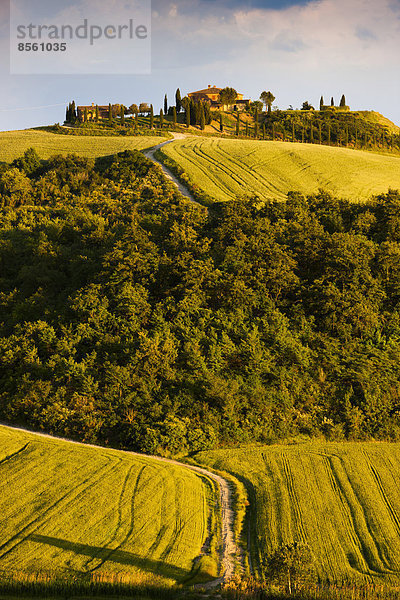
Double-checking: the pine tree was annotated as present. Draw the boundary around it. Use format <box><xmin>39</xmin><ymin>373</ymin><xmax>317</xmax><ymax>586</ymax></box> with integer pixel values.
<box><xmin>120</xmin><ymin>105</ymin><xmax>125</xmax><ymax>125</ymax></box>
<box><xmin>95</xmin><ymin>105</ymin><xmax>99</xmax><ymax>123</ymax></box>
<box><xmin>200</xmin><ymin>105</ymin><xmax>205</xmax><ymax>130</ymax></box>
<box><xmin>150</xmin><ymin>104</ymin><xmax>154</xmax><ymax>129</ymax></box>
<box><xmin>108</xmin><ymin>103</ymin><xmax>113</xmax><ymax>124</ymax></box>
<box><xmin>175</xmin><ymin>88</ymin><xmax>182</xmax><ymax>113</ymax></box>
<box><xmin>160</xmin><ymin>109</ymin><xmax>164</xmax><ymax>129</ymax></box>
<box><xmin>220</xmin><ymin>113</ymin><xmax>223</xmax><ymax>133</ymax></box>
<box><xmin>172</xmin><ymin>106</ymin><xmax>177</xmax><ymax>128</ymax></box>
<box><xmin>320</xmin><ymin>96</ymin><xmax>324</xmax><ymax>110</ymax></box>
<box><xmin>164</xmin><ymin>94</ymin><xmax>168</xmax><ymax>115</ymax></box>
<box><xmin>340</xmin><ymin>94</ymin><xmax>346</xmax><ymax>107</ymax></box>
<box><xmin>331</xmin><ymin>97</ymin><xmax>334</xmax><ymax>107</ymax></box>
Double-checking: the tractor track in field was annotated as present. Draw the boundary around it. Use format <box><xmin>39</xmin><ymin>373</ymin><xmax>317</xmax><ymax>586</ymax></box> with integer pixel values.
<box><xmin>0</xmin><ymin>423</ymin><xmax>242</xmax><ymax>587</ymax></box>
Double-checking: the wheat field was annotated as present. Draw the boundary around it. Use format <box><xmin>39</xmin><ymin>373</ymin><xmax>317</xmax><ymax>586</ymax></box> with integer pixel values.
<box><xmin>159</xmin><ymin>138</ymin><xmax>400</xmax><ymax>203</ymax></box>
<box><xmin>196</xmin><ymin>442</ymin><xmax>400</xmax><ymax>584</ymax></box>
<box><xmin>0</xmin><ymin>130</ymin><xmax>166</xmax><ymax>162</ymax></box>
<box><xmin>0</xmin><ymin>426</ymin><xmax>215</xmax><ymax>586</ymax></box>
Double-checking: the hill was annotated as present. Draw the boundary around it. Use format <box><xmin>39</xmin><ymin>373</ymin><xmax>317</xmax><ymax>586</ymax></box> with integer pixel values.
<box><xmin>158</xmin><ymin>137</ymin><xmax>400</xmax><ymax>204</ymax></box>
<box><xmin>0</xmin><ymin>425</ymin><xmax>218</xmax><ymax>586</ymax></box>
<box><xmin>0</xmin><ymin>130</ymin><xmax>168</xmax><ymax>162</ymax></box>
<box><xmin>195</xmin><ymin>441</ymin><xmax>400</xmax><ymax>585</ymax></box>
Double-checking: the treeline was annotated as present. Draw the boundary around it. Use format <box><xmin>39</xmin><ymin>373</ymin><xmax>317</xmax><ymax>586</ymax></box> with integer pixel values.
<box><xmin>1</xmin><ymin>148</ymin><xmax>400</xmax><ymax>453</ymax></box>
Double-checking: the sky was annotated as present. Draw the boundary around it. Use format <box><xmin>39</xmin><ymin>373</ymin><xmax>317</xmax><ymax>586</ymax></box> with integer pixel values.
<box><xmin>0</xmin><ymin>0</ymin><xmax>399</xmax><ymax>131</ymax></box>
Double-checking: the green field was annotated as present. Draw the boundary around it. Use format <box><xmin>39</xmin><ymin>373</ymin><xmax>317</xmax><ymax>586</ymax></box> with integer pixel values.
<box><xmin>196</xmin><ymin>442</ymin><xmax>400</xmax><ymax>584</ymax></box>
<box><xmin>0</xmin><ymin>426</ymin><xmax>216</xmax><ymax>586</ymax></box>
<box><xmin>0</xmin><ymin>130</ymin><xmax>167</xmax><ymax>162</ymax></box>
<box><xmin>160</xmin><ymin>138</ymin><xmax>400</xmax><ymax>203</ymax></box>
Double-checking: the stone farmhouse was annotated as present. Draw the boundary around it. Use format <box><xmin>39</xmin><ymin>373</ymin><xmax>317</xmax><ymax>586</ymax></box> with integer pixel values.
<box><xmin>77</xmin><ymin>103</ymin><xmax>109</xmax><ymax>122</ymax></box>
<box><xmin>188</xmin><ymin>85</ymin><xmax>251</xmax><ymax>111</ymax></box>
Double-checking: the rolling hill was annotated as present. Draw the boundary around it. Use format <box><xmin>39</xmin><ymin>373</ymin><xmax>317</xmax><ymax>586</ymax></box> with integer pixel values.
<box><xmin>195</xmin><ymin>442</ymin><xmax>400</xmax><ymax>585</ymax></box>
<box><xmin>0</xmin><ymin>130</ymin><xmax>167</xmax><ymax>162</ymax></box>
<box><xmin>158</xmin><ymin>137</ymin><xmax>400</xmax><ymax>204</ymax></box>
<box><xmin>0</xmin><ymin>425</ymin><xmax>218</xmax><ymax>586</ymax></box>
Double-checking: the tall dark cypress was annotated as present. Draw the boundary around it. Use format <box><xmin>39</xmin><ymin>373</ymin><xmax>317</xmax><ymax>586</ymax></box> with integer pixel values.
<box><xmin>164</xmin><ymin>94</ymin><xmax>168</xmax><ymax>115</ymax></box>
<box><xmin>175</xmin><ymin>89</ymin><xmax>182</xmax><ymax>113</ymax></box>
<box><xmin>172</xmin><ymin>106</ymin><xmax>177</xmax><ymax>128</ymax></box>
<box><xmin>340</xmin><ymin>94</ymin><xmax>346</xmax><ymax>107</ymax></box>
<box><xmin>108</xmin><ymin>104</ymin><xmax>113</xmax><ymax>124</ymax></box>
<box><xmin>160</xmin><ymin>109</ymin><xmax>164</xmax><ymax>129</ymax></box>
<box><xmin>320</xmin><ymin>96</ymin><xmax>324</xmax><ymax>110</ymax></box>
<box><xmin>150</xmin><ymin>105</ymin><xmax>154</xmax><ymax>129</ymax></box>
<box><xmin>220</xmin><ymin>114</ymin><xmax>223</xmax><ymax>133</ymax></box>
<box><xmin>186</xmin><ymin>104</ymin><xmax>190</xmax><ymax>128</ymax></box>
<box><xmin>200</xmin><ymin>105</ymin><xmax>205</xmax><ymax>131</ymax></box>
<box><xmin>120</xmin><ymin>105</ymin><xmax>125</xmax><ymax>125</ymax></box>
<box><xmin>331</xmin><ymin>97</ymin><xmax>335</xmax><ymax>107</ymax></box>
<box><xmin>254</xmin><ymin>108</ymin><xmax>259</xmax><ymax>138</ymax></box>
<box><xmin>95</xmin><ymin>105</ymin><xmax>99</xmax><ymax>123</ymax></box>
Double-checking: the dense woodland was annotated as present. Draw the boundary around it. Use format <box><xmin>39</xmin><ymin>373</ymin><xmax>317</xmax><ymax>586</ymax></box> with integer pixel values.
<box><xmin>1</xmin><ymin>148</ymin><xmax>400</xmax><ymax>454</ymax></box>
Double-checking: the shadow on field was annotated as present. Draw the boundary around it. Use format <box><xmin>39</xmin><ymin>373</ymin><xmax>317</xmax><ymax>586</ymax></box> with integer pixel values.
<box><xmin>28</xmin><ymin>534</ymin><xmax>187</xmax><ymax>580</ymax></box>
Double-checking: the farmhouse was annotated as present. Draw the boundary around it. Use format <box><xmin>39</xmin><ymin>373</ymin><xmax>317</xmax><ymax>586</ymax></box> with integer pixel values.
<box><xmin>77</xmin><ymin>103</ymin><xmax>109</xmax><ymax>122</ymax></box>
<box><xmin>188</xmin><ymin>85</ymin><xmax>251</xmax><ymax>111</ymax></box>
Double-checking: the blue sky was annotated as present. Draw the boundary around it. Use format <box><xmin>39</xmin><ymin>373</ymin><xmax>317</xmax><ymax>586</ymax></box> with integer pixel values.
<box><xmin>0</xmin><ymin>0</ymin><xmax>399</xmax><ymax>131</ymax></box>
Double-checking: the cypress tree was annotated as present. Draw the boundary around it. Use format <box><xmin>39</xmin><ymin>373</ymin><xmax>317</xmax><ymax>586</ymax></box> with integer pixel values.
<box><xmin>320</xmin><ymin>96</ymin><xmax>324</xmax><ymax>110</ymax></box>
<box><xmin>95</xmin><ymin>105</ymin><xmax>99</xmax><ymax>123</ymax></box>
<box><xmin>200</xmin><ymin>105</ymin><xmax>205</xmax><ymax>131</ymax></box>
<box><xmin>254</xmin><ymin>108</ymin><xmax>259</xmax><ymax>138</ymax></box>
<box><xmin>220</xmin><ymin>113</ymin><xmax>223</xmax><ymax>133</ymax></box>
<box><xmin>175</xmin><ymin>89</ymin><xmax>182</xmax><ymax>113</ymax></box>
<box><xmin>204</xmin><ymin>103</ymin><xmax>211</xmax><ymax>125</ymax></box>
<box><xmin>331</xmin><ymin>97</ymin><xmax>335</xmax><ymax>107</ymax></box>
<box><xmin>120</xmin><ymin>105</ymin><xmax>125</xmax><ymax>125</ymax></box>
<box><xmin>340</xmin><ymin>94</ymin><xmax>346</xmax><ymax>107</ymax></box>
<box><xmin>150</xmin><ymin>105</ymin><xmax>154</xmax><ymax>129</ymax></box>
<box><xmin>160</xmin><ymin>109</ymin><xmax>164</xmax><ymax>129</ymax></box>
<box><xmin>172</xmin><ymin>106</ymin><xmax>177</xmax><ymax>128</ymax></box>
<box><xmin>164</xmin><ymin>94</ymin><xmax>168</xmax><ymax>115</ymax></box>
<box><xmin>65</xmin><ymin>105</ymin><xmax>70</xmax><ymax>123</ymax></box>
<box><xmin>71</xmin><ymin>101</ymin><xmax>77</xmax><ymax>123</ymax></box>
<box><xmin>108</xmin><ymin>103</ymin><xmax>113</xmax><ymax>125</ymax></box>
<box><xmin>186</xmin><ymin>105</ymin><xmax>190</xmax><ymax>128</ymax></box>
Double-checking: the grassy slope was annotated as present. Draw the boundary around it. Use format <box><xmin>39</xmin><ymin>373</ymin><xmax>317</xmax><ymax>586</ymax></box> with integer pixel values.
<box><xmin>0</xmin><ymin>426</ymin><xmax>214</xmax><ymax>586</ymax></box>
<box><xmin>160</xmin><ymin>137</ymin><xmax>400</xmax><ymax>203</ymax></box>
<box><xmin>195</xmin><ymin>442</ymin><xmax>400</xmax><ymax>584</ymax></box>
<box><xmin>0</xmin><ymin>131</ymin><xmax>167</xmax><ymax>162</ymax></box>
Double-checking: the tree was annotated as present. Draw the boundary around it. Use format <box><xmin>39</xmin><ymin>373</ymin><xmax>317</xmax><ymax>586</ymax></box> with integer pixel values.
<box><xmin>150</xmin><ymin>104</ymin><xmax>154</xmax><ymax>129</ymax></box>
<box><xmin>260</xmin><ymin>91</ymin><xmax>275</xmax><ymax>114</ymax></box>
<box><xmin>129</xmin><ymin>104</ymin><xmax>139</xmax><ymax>116</ymax></box>
<box><xmin>266</xmin><ymin>542</ymin><xmax>314</xmax><ymax>595</ymax></box>
<box><xmin>301</xmin><ymin>101</ymin><xmax>314</xmax><ymax>111</ymax></box>
<box><xmin>95</xmin><ymin>104</ymin><xmax>99</xmax><ymax>123</ymax></box>
<box><xmin>219</xmin><ymin>87</ymin><xmax>237</xmax><ymax>108</ymax></box>
<box><xmin>236</xmin><ymin>112</ymin><xmax>240</xmax><ymax>136</ymax></box>
<box><xmin>172</xmin><ymin>106</ymin><xmax>177</xmax><ymax>127</ymax></box>
<box><xmin>340</xmin><ymin>94</ymin><xmax>346</xmax><ymax>107</ymax></box>
<box><xmin>120</xmin><ymin>105</ymin><xmax>125</xmax><ymax>125</ymax></box>
<box><xmin>108</xmin><ymin>103</ymin><xmax>113</xmax><ymax>124</ymax></box>
<box><xmin>71</xmin><ymin>101</ymin><xmax>77</xmax><ymax>123</ymax></box>
<box><xmin>320</xmin><ymin>96</ymin><xmax>324</xmax><ymax>110</ymax></box>
<box><xmin>200</xmin><ymin>104</ymin><xmax>205</xmax><ymax>131</ymax></box>
<box><xmin>220</xmin><ymin>113</ymin><xmax>224</xmax><ymax>133</ymax></box>
<box><xmin>175</xmin><ymin>88</ymin><xmax>182</xmax><ymax>113</ymax></box>
<box><xmin>186</xmin><ymin>104</ymin><xmax>190</xmax><ymax>128</ymax></box>
<box><xmin>139</xmin><ymin>103</ymin><xmax>150</xmax><ymax>115</ymax></box>
<box><xmin>254</xmin><ymin>107</ymin><xmax>259</xmax><ymax>138</ymax></box>
<box><xmin>160</xmin><ymin>109</ymin><xmax>164</xmax><ymax>129</ymax></box>
<box><xmin>164</xmin><ymin>94</ymin><xmax>168</xmax><ymax>115</ymax></box>
<box><xmin>84</xmin><ymin>107</ymin><xmax>88</xmax><ymax>123</ymax></box>
<box><xmin>331</xmin><ymin>96</ymin><xmax>335</xmax><ymax>106</ymax></box>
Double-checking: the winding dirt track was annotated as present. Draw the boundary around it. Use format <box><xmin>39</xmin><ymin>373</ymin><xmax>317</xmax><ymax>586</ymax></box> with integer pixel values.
<box><xmin>0</xmin><ymin>423</ymin><xmax>240</xmax><ymax>585</ymax></box>
<box><xmin>142</xmin><ymin>133</ymin><xmax>205</xmax><ymax>208</ymax></box>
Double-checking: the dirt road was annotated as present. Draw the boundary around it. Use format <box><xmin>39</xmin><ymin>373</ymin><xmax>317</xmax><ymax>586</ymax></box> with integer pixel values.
<box><xmin>0</xmin><ymin>423</ymin><xmax>240</xmax><ymax>585</ymax></box>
